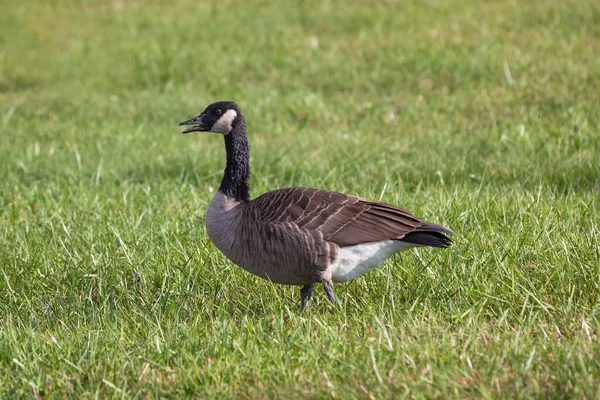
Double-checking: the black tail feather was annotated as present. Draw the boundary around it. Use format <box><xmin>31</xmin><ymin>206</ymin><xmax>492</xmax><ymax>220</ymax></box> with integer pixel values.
<box><xmin>400</xmin><ymin>221</ymin><xmax>455</xmax><ymax>248</ymax></box>
<box><xmin>401</xmin><ymin>231</ymin><xmax>452</xmax><ymax>248</ymax></box>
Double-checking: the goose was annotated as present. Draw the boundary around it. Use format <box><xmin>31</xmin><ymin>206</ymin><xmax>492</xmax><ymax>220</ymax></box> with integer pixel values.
<box><xmin>179</xmin><ymin>101</ymin><xmax>454</xmax><ymax>311</ymax></box>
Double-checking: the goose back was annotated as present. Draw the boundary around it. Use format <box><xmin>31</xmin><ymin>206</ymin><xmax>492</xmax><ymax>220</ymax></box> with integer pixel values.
<box><xmin>249</xmin><ymin>187</ymin><xmax>447</xmax><ymax>246</ymax></box>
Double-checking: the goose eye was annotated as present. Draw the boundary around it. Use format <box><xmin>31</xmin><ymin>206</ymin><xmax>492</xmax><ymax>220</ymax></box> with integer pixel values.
<box><xmin>215</xmin><ymin>109</ymin><xmax>223</xmax><ymax>116</ymax></box>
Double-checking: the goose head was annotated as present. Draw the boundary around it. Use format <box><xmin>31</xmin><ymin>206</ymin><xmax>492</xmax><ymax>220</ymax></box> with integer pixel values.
<box><xmin>179</xmin><ymin>101</ymin><xmax>242</xmax><ymax>135</ymax></box>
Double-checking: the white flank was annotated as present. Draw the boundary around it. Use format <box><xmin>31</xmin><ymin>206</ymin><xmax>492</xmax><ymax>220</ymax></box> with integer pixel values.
<box><xmin>328</xmin><ymin>240</ymin><xmax>416</xmax><ymax>283</ymax></box>
<box><xmin>211</xmin><ymin>109</ymin><xmax>238</xmax><ymax>134</ymax></box>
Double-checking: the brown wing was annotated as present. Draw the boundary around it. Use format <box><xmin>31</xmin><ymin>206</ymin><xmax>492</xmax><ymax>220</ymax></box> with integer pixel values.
<box><xmin>248</xmin><ymin>187</ymin><xmax>429</xmax><ymax>247</ymax></box>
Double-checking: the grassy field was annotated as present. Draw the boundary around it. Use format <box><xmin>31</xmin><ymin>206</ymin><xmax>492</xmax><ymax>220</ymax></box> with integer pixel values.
<box><xmin>1</xmin><ymin>0</ymin><xmax>599</xmax><ymax>397</ymax></box>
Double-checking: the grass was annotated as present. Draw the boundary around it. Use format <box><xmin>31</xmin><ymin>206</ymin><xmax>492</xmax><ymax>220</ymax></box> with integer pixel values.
<box><xmin>1</xmin><ymin>0</ymin><xmax>599</xmax><ymax>397</ymax></box>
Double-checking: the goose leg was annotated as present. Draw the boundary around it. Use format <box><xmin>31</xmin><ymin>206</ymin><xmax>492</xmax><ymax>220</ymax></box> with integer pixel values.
<box><xmin>323</xmin><ymin>279</ymin><xmax>337</xmax><ymax>305</ymax></box>
<box><xmin>300</xmin><ymin>284</ymin><xmax>315</xmax><ymax>312</ymax></box>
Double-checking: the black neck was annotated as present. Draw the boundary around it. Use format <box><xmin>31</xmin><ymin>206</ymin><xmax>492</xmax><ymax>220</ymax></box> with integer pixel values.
<box><xmin>219</xmin><ymin>119</ymin><xmax>250</xmax><ymax>202</ymax></box>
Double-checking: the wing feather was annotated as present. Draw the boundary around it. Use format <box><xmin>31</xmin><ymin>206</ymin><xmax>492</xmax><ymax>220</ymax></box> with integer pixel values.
<box><xmin>249</xmin><ymin>187</ymin><xmax>447</xmax><ymax>247</ymax></box>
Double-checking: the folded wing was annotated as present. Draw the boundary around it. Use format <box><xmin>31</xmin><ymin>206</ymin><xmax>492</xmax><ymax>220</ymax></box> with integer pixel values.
<box><xmin>249</xmin><ymin>187</ymin><xmax>453</xmax><ymax>247</ymax></box>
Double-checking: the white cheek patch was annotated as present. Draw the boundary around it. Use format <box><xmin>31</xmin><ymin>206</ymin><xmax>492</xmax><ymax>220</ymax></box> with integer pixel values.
<box><xmin>211</xmin><ymin>110</ymin><xmax>238</xmax><ymax>134</ymax></box>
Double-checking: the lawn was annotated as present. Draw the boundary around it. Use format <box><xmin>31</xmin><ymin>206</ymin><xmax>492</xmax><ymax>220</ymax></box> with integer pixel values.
<box><xmin>1</xmin><ymin>0</ymin><xmax>599</xmax><ymax>398</ymax></box>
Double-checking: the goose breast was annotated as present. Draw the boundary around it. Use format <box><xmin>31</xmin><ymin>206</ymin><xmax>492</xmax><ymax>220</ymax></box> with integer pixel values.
<box><xmin>206</xmin><ymin>192</ymin><xmax>337</xmax><ymax>285</ymax></box>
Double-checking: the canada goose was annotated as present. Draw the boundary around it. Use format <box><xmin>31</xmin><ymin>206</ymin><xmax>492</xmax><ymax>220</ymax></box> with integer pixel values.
<box><xmin>180</xmin><ymin>101</ymin><xmax>454</xmax><ymax>311</ymax></box>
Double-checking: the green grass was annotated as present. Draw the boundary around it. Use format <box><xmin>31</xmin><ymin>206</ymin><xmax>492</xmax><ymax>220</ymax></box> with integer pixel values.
<box><xmin>1</xmin><ymin>0</ymin><xmax>599</xmax><ymax>397</ymax></box>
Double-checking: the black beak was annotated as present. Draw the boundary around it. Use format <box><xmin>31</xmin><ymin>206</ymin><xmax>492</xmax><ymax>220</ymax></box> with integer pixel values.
<box><xmin>179</xmin><ymin>114</ymin><xmax>208</xmax><ymax>134</ymax></box>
